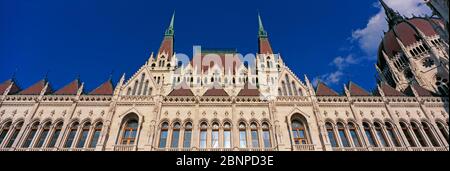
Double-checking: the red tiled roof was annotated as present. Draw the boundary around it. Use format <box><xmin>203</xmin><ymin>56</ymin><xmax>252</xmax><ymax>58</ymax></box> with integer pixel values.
<box><xmin>158</xmin><ymin>37</ymin><xmax>174</xmax><ymax>61</ymax></box>
<box><xmin>203</xmin><ymin>87</ymin><xmax>229</xmax><ymax>96</ymax></box>
<box><xmin>316</xmin><ymin>82</ymin><xmax>339</xmax><ymax>96</ymax></box>
<box><xmin>259</xmin><ymin>37</ymin><xmax>273</xmax><ymax>54</ymax></box>
<box><xmin>348</xmin><ymin>82</ymin><xmax>371</xmax><ymax>96</ymax></box>
<box><xmin>168</xmin><ymin>82</ymin><xmax>194</xmax><ymax>96</ymax></box>
<box><xmin>19</xmin><ymin>79</ymin><xmax>50</xmax><ymax>95</ymax></box>
<box><xmin>89</xmin><ymin>80</ymin><xmax>113</xmax><ymax>95</ymax></box>
<box><xmin>237</xmin><ymin>83</ymin><xmax>260</xmax><ymax>96</ymax></box>
<box><xmin>0</xmin><ymin>79</ymin><xmax>20</xmax><ymax>95</ymax></box>
<box><xmin>54</xmin><ymin>79</ymin><xmax>80</xmax><ymax>95</ymax></box>
<box><xmin>379</xmin><ymin>83</ymin><xmax>404</xmax><ymax>96</ymax></box>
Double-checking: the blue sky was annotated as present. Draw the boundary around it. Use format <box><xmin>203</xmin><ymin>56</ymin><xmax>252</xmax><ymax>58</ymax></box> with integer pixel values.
<box><xmin>0</xmin><ymin>0</ymin><xmax>431</xmax><ymax>93</ymax></box>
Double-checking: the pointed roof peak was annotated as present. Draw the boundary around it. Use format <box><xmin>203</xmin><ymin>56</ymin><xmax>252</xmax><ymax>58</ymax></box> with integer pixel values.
<box><xmin>165</xmin><ymin>11</ymin><xmax>175</xmax><ymax>36</ymax></box>
<box><xmin>258</xmin><ymin>12</ymin><xmax>268</xmax><ymax>38</ymax></box>
<box><xmin>54</xmin><ymin>79</ymin><xmax>81</xmax><ymax>95</ymax></box>
<box><xmin>316</xmin><ymin>82</ymin><xmax>339</xmax><ymax>96</ymax></box>
<box><xmin>18</xmin><ymin>79</ymin><xmax>51</xmax><ymax>95</ymax></box>
<box><xmin>89</xmin><ymin>79</ymin><xmax>114</xmax><ymax>95</ymax></box>
<box><xmin>348</xmin><ymin>81</ymin><xmax>371</xmax><ymax>96</ymax></box>
<box><xmin>379</xmin><ymin>0</ymin><xmax>404</xmax><ymax>29</ymax></box>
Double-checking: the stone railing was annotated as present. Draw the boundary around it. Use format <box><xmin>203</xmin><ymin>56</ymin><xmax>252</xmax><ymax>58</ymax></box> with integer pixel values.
<box><xmin>332</xmin><ymin>147</ymin><xmax>369</xmax><ymax>151</ymax></box>
<box><xmin>292</xmin><ymin>144</ymin><xmax>315</xmax><ymax>151</ymax></box>
<box><xmin>113</xmin><ymin>145</ymin><xmax>136</xmax><ymax>151</ymax></box>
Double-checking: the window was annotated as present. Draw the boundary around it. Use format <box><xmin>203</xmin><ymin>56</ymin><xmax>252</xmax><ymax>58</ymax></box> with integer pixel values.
<box><xmin>385</xmin><ymin>122</ymin><xmax>401</xmax><ymax>147</ymax></box>
<box><xmin>291</xmin><ymin>119</ymin><xmax>308</xmax><ymax>144</ymax></box>
<box><xmin>121</xmin><ymin>119</ymin><xmax>138</xmax><ymax>145</ymax></box>
<box><xmin>171</xmin><ymin>122</ymin><xmax>181</xmax><ymax>148</ymax></box>
<box><xmin>374</xmin><ymin>122</ymin><xmax>388</xmax><ymax>147</ymax></box>
<box><xmin>411</xmin><ymin>122</ymin><xmax>427</xmax><ymax>147</ymax></box>
<box><xmin>400</xmin><ymin>122</ymin><xmax>416</xmax><ymax>147</ymax></box>
<box><xmin>183</xmin><ymin>123</ymin><xmax>192</xmax><ymax>148</ymax></box>
<box><xmin>89</xmin><ymin>123</ymin><xmax>102</xmax><ymax>148</ymax></box>
<box><xmin>159</xmin><ymin>122</ymin><xmax>169</xmax><ymax>148</ymax></box>
<box><xmin>22</xmin><ymin>122</ymin><xmax>39</xmax><ymax>148</ymax></box>
<box><xmin>35</xmin><ymin>122</ymin><xmax>51</xmax><ymax>148</ymax></box>
<box><xmin>223</xmin><ymin>122</ymin><xmax>231</xmax><ymax>148</ymax></box>
<box><xmin>212</xmin><ymin>123</ymin><xmax>219</xmax><ymax>148</ymax></box>
<box><xmin>47</xmin><ymin>122</ymin><xmax>63</xmax><ymax>148</ymax></box>
<box><xmin>337</xmin><ymin>123</ymin><xmax>350</xmax><ymax>147</ymax></box>
<box><xmin>422</xmin><ymin>122</ymin><xmax>440</xmax><ymax>147</ymax></box>
<box><xmin>132</xmin><ymin>80</ymin><xmax>139</xmax><ymax>95</ymax></box>
<box><xmin>137</xmin><ymin>74</ymin><xmax>145</xmax><ymax>95</ymax></box>
<box><xmin>0</xmin><ymin>122</ymin><xmax>12</xmax><ymax>145</ymax></box>
<box><xmin>436</xmin><ymin>122</ymin><xmax>449</xmax><ymax>144</ymax></box>
<box><xmin>326</xmin><ymin>123</ymin><xmax>338</xmax><ymax>147</ymax></box>
<box><xmin>363</xmin><ymin>122</ymin><xmax>377</xmax><ymax>147</ymax></box>
<box><xmin>76</xmin><ymin>122</ymin><xmax>91</xmax><ymax>148</ymax></box>
<box><xmin>262</xmin><ymin>123</ymin><xmax>271</xmax><ymax>148</ymax></box>
<box><xmin>239</xmin><ymin>122</ymin><xmax>247</xmax><ymax>148</ymax></box>
<box><xmin>251</xmin><ymin>123</ymin><xmax>259</xmax><ymax>148</ymax></box>
<box><xmin>200</xmin><ymin>122</ymin><xmax>208</xmax><ymax>149</ymax></box>
<box><xmin>5</xmin><ymin>122</ymin><xmax>23</xmax><ymax>148</ymax></box>
<box><xmin>143</xmin><ymin>80</ymin><xmax>149</xmax><ymax>95</ymax></box>
<box><xmin>64</xmin><ymin>122</ymin><xmax>79</xmax><ymax>148</ymax></box>
<box><xmin>348</xmin><ymin>123</ymin><xmax>361</xmax><ymax>147</ymax></box>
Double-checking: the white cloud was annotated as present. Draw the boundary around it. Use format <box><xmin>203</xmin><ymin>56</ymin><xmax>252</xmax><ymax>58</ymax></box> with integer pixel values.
<box><xmin>314</xmin><ymin>55</ymin><xmax>356</xmax><ymax>85</ymax></box>
<box><xmin>351</xmin><ymin>0</ymin><xmax>432</xmax><ymax>59</ymax></box>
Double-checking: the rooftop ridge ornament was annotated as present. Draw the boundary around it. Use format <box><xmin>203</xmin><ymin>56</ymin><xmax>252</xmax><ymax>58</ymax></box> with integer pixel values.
<box><xmin>379</xmin><ymin>0</ymin><xmax>404</xmax><ymax>29</ymax></box>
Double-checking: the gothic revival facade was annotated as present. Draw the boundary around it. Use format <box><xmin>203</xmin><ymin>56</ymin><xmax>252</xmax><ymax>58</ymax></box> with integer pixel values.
<box><xmin>0</xmin><ymin>1</ymin><xmax>448</xmax><ymax>152</ymax></box>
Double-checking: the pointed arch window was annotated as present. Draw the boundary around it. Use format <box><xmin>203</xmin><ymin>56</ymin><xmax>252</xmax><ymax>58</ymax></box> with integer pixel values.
<box><xmin>64</xmin><ymin>122</ymin><xmax>79</xmax><ymax>148</ymax></box>
<box><xmin>422</xmin><ymin>122</ymin><xmax>440</xmax><ymax>147</ymax></box>
<box><xmin>35</xmin><ymin>122</ymin><xmax>51</xmax><ymax>148</ymax></box>
<box><xmin>291</xmin><ymin>81</ymin><xmax>298</xmax><ymax>96</ymax></box>
<box><xmin>5</xmin><ymin>121</ymin><xmax>23</xmax><ymax>148</ymax></box>
<box><xmin>411</xmin><ymin>122</ymin><xmax>427</xmax><ymax>147</ymax></box>
<box><xmin>200</xmin><ymin>122</ymin><xmax>208</xmax><ymax>149</ymax></box>
<box><xmin>385</xmin><ymin>122</ymin><xmax>401</xmax><ymax>147</ymax></box>
<box><xmin>348</xmin><ymin>123</ymin><xmax>361</xmax><ymax>147</ymax></box>
<box><xmin>436</xmin><ymin>122</ymin><xmax>449</xmax><ymax>144</ymax></box>
<box><xmin>183</xmin><ymin>123</ymin><xmax>192</xmax><ymax>148</ymax></box>
<box><xmin>22</xmin><ymin>122</ymin><xmax>40</xmax><ymax>148</ymax></box>
<box><xmin>143</xmin><ymin>80</ymin><xmax>149</xmax><ymax>95</ymax></box>
<box><xmin>363</xmin><ymin>122</ymin><xmax>377</xmax><ymax>147</ymax></box>
<box><xmin>120</xmin><ymin>119</ymin><xmax>138</xmax><ymax>145</ymax></box>
<box><xmin>291</xmin><ymin>119</ymin><xmax>309</xmax><ymax>144</ymax></box>
<box><xmin>132</xmin><ymin>80</ymin><xmax>139</xmax><ymax>95</ymax></box>
<box><xmin>239</xmin><ymin>122</ymin><xmax>247</xmax><ymax>148</ymax></box>
<box><xmin>211</xmin><ymin>122</ymin><xmax>219</xmax><ymax>148</ymax></box>
<box><xmin>262</xmin><ymin>122</ymin><xmax>271</xmax><ymax>148</ymax></box>
<box><xmin>171</xmin><ymin>122</ymin><xmax>181</xmax><ymax>148</ymax></box>
<box><xmin>326</xmin><ymin>122</ymin><xmax>338</xmax><ymax>147</ymax></box>
<box><xmin>76</xmin><ymin>122</ymin><xmax>91</xmax><ymax>148</ymax></box>
<box><xmin>88</xmin><ymin>122</ymin><xmax>102</xmax><ymax>148</ymax></box>
<box><xmin>374</xmin><ymin>122</ymin><xmax>388</xmax><ymax>147</ymax></box>
<box><xmin>0</xmin><ymin>122</ymin><xmax>12</xmax><ymax>146</ymax></box>
<box><xmin>400</xmin><ymin>122</ymin><xmax>416</xmax><ymax>147</ymax></box>
<box><xmin>137</xmin><ymin>74</ymin><xmax>145</xmax><ymax>95</ymax></box>
<box><xmin>158</xmin><ymin>122</ymin><xmax>169</xmax><ymax>148</ymax></box>
<box><xmin>250</xmin><ymin>122</ymin><xmax>259</xmax><ymax>148</ymax></box>
<box><xmin>337</xmin><ymin>122</ymin><xmax>350</xmax><ymax>147</ymax></box>
<box><xmin>47</xmin><ymin>122</ymin><xmax>63</xmax><ymax>148</ymax></box>
<box><xmin>223</xmin><ymin>122</ymin><xmax>232</xmax><ymax>148</ymax></box>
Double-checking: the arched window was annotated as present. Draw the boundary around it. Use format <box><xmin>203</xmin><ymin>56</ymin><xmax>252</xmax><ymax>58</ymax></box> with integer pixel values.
<box><xmin>183</xmin><ymin>123</ymin><xmax>192</xmax><ymax>148</ymax></box>
<box><xmin>211</xmin><ymin>122</ymin><xmax>219</xmax><ymax>148</ymax></box>
<box><xmin>281</xmin><ymin>81</ymin><xmax>287</xmax><ymax>96</ymax></box>
<box><xmin>88</xmin><ymin>122</ymin><xmax>102</xmax><ymax>148</ymax></box>
<box><xmin>363</xmin><ymin>122</ymin><xmax>377</xmax><ymax>147</ymax></box>
<box><xmin>337</xmin><ymin>122</ymin><xmax>350</xmax><ymax>147</ymax></box>
<box><xmin>76</xmin><ymin>122</ymin><xmax>91</xmax><ymax>148</ymax></box>
<box><xmin>292</xmin><ymin>81</ymin><xmax>298</xmax><ymax>96</ymax></box>
<box><xmin>411</xmin><ymin>122</ymin><xmax>427</xmax><ymax>147</ymax></box>
<box><xmin>223</xmin><ymin>122</ymin><xmax>232</xmax><ymax>148</ymax></box>
<box><xmin>64</xmin><ymin>122</ymin><xmax>79</xmax><ymax>148</ymax></box>
<box><xmin>385</xmin><ymin>122</ymin><xmax>401</xmax><ymax>147</ymax></box>
<box><xmin>132</xmin><ymin>80</ymin><xmax>139</xmax><ymax>95</ymax></box>
<box><xmin>158</xmin><ymin>122</ymin><xmax>169</xmax><ymax>148</ymax></box>
<box><xmin>348</xmin><ymin>123</ymin><xmax>361</xmax><ymax>147</ymax></box>
<box><xmin>137</xmin><ymin>74</ymin><xmax>145</xmax><ymax>95</ymax></box>
<box><xmin>400</xmin><ymin>122</ymin><xmax>416</xmax><ymax>147</ymax></box>
<box><xmin>35</xmin><ymin>122</ymin><xmax>51</xmax><ymax>148</ymax></box>
<box><xmin>250</xmin><ymin>122</ymin><xmax>259</xmax><ymax>148</ymax></box>
<box><xmin>5</xmin><ymin>121</ymin><xmax>23</xmax><ymax>148</ymax></box>
<box><xmin>422</xmin><ymin>122</ymin><xmax>440</xmax><ymax>147</ymax></box>
<box><xmin>47</xmin><ymin>122</ymin><xmax>63</xmax><ymax>148</ymax></box>
<box><xmin>120</xmin><ymin>119</ymin><xmax>138</xmax><ymax>145</ymax></box>
<box><xmin>291</xmin><ymin>117</ymin><xmax>309</xmax><ymax>145</ymax></box>
<box><xmin>171</xmin><ymin>122</ymin><xmax>181</xmax><ymax>148</ymax></box>
<box><xmin>374</xmin><ymin>122</ymin><xmax>388</xmax><ymax>147</ymax></box>
<box><xmin>22</xmin><ymin>122</ymin><xmax>40</xmax><ymax>148</ymax></box>
<box><xmin>436</xmin><ymin>122</ymin><xmax>449</xmax><ymax>144</ymax></box>
<box><xmin>278</xmin><ymin>88</ymin><xmax>282</xmax><ymax>96</ymax></box>
<box><xmin>143</xmin><ymin>80</ymin><xmax>149</xmax><ymax>95</ymax></box>
<box><xmin>0</xmin><ymin>122</ymin><xmax>12</xmax><ymax>145</ymax></box>
<box><xmin>326</xmin><ymin>122</ymin><xmax>338</xmax><ymax>147</ymax></box>
<box><xmin>262</xmin><ymin>123</ymin><xmax>271</xmax><ymax>148</ymax></box>
<box><xmin>200</xmin><ymin>122</ymin><xmax>208</xmax><ymax>149</ymax></box>
<box><xmin>239</xmin><ymin>122</ymin><xmax>247</xmax><ymax>148</ymax></box>
<box><xmin>285</xmin><ymin>75</ymin><xmax>293</xmax><ymax>96</ymax></box>
<box><xmin>126</xmin><ymin>87</ymin><xmax>131</xmax><ymax>95</ymax></box>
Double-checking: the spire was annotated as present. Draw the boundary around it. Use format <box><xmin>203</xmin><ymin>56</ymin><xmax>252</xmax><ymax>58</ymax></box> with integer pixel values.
<box><xmin>379</xmin><ymin>0</ymin><xmax>404</xmax><ymax>29</ymax></box>
<box><xmin>258</xmin><ymin>13</ymin><xmax>268</xmax><ymax>38</ymax></box>
<box><xmin>165</xmin><ymin>11</ymin><xmax>175</xmax><ymax>37</ymax></box>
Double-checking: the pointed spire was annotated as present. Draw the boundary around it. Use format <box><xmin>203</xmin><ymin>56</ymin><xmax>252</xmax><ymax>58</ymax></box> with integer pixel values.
<box><xmin>379</xmin><ymin>0</ymin><xmax>404</xmax><ymax>29</ymax></box>
<box><xmin>165</xmin><ymin>11</ymin><xmax>175</xmax><ymax>37</ymax></box>
<box><xmin>258</xmin><ymin>12</ymin><xmax>268</xmax><ymax>38</ymax></box>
